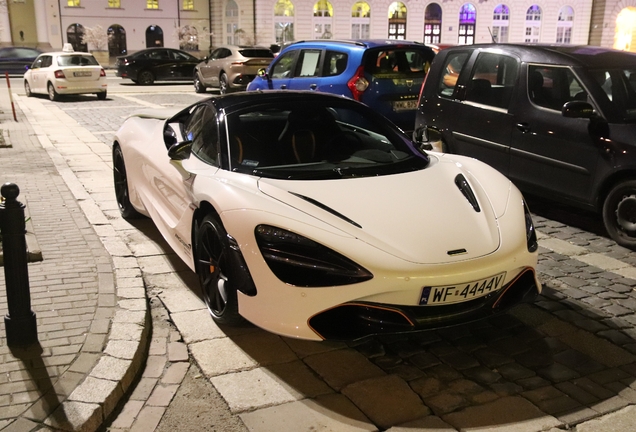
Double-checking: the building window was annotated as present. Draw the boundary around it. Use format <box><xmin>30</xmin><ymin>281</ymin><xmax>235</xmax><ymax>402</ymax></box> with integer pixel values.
<box><xmin>67</xmin><ymin>0</ymin><xmax>80</xmax><ymax>6</ymax></box>
<box><xmin>183</xmin><ymin>0</ymin><xmax>194</xmax><ymax>10</ymax></box>
<box><xmin>614</xmin><ymin>7</ymin><xmax>636</xmax><ymax>51</ymax></box>
<box><xmin>274</xmin><ymin>0</ymin><xmax>294</xmax><ymax>43</ymax></box>
<box><xmin>492</xmin><ymin>4</ymin><xmax>509</xmax><ymax>43</ymax></box>
<box><xmin>67</xmin><ymin>23</ymin><xmax>87</xmax><ymax>51</ymax></box>
<box><xmin>525</xmin><ymin>5</ymin><xmax>541</xmax><ymax>42</ymax></box>
<box><xmin>388</xmin><ymin>2</ymin><xmax>407</xmax><ymax>40</ymax></box>
<box><xmin>313</xmin><ymin>0</ymin><xmax>333</xmax><ymax>39</ymax></box>
<box><xmin>556</xmin><ymin>6</ymin><xmax>573</xmax><ymax>44</ymax></box>
<box><xmin>351</xmin><ymin>1</ymin><xmax>370</xmax><ymax>39</ymax></box>
<box><xmin>108</xmin><ymin>0</ymin><xmax>120</xmax><ymax>8</ymax></box>
<box><xmin>225</xmin><ymin>0</ymin><xmax>239</xmax><ymax>44</ymax></box>
<box><xmin>458</xmin><ymin>3</ymin><xmax>476</xmax><ymax>45</ymax></box>
<box><xmin>147</xmin><ymin>0</ymin><xmax>159</xmax><ymax>10</ymax></box>
<box><xmin>424</xmin><ymin>3</ymin><xmax>442</xmax><ymax>44</ymax></box>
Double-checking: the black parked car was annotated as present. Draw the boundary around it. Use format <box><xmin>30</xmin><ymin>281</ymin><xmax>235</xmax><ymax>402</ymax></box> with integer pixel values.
<box><xmin>0</xmin><ymin>47</ymin><xmax>42</xmax><ymax>75</ymax></box>
<box><xmin>414</xmin><ymin>44</ymin><xmax>636</xmax><ymax>249</ymax></box>
<box><xmin>115</xmin><ymin>48</ymin><xmax>201</xmax><ymax>85</ymax></box>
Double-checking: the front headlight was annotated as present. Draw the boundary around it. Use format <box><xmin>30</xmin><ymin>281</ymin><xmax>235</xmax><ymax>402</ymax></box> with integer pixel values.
<box><xmin>255</xmin><ymin>225</ymin><xmax>373</xmax><ymax>287</ymax></box>
<box><xmin>524</xmin><ymin>201</ymin><xmax>538</xmax><ymax>253</ymax></box>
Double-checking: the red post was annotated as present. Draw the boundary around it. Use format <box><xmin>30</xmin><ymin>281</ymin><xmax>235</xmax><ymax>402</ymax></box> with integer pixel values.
<box><xmin>5</xmin><ymin>72</ymin><xmax>17</xmax><ymax>122</ymax></box>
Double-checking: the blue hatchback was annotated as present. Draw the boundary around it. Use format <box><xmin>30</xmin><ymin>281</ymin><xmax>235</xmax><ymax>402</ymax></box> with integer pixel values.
<box><xmin>247</xmin><ymin>40</ymin><xmax>435</xmax><ymax>132</ymax></box>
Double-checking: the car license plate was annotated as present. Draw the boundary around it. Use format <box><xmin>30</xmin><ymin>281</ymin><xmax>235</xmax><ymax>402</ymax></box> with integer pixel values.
<box><xmin>73</xmin><ymin>71</ymin><xmax>92</xmax><ymax>77</ymax></box>
<box><xmin>419</xmin><ymin>272</ymin><xmax>506</xmax><ymax>305</ymax></box>
<box><xmin>392</xmin><ymin>100</ymin><xmax>418</xmax><ymax>112</ymax></box>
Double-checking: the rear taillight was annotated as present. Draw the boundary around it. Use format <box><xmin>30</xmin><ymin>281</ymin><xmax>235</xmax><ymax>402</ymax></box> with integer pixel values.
<box><xmin>100</xmin><ymin>68</ymin><xmax>106</xmax><ymax>77</ymax></box>
<box><xmin>54</xmin><ymin>70</ymin><xmax>65</xmax><ymax>79</ymax></box>
<box><xmin>231</xmin><ymin>61</ymin><xmax>244</xmax><ymax>66</ymax></box>
<box><xmin>347</xmin><ymin>66</ymin><xmax>369</xmax><ymax>101</ymax></box>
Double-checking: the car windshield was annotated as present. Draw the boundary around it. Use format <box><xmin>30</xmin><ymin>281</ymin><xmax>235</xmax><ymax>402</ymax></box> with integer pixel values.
<box><xmin>588</xmin><ymin>68</ymin><xmax>636</xmax><ymax>121</ymax></box>
<box><xmin>57</xmin><ymin>55</ymin><xmax>99</xmax><ymax>66</ymax></box>
<box><xmin>239</xmin><ymin>49</ymin><xmax>274</xmax><ymax>58</ymax></box>
<box><xmin>225</xmin><ymin>101</ymin><xmax>428</xmax><ymax>180</ymax></box>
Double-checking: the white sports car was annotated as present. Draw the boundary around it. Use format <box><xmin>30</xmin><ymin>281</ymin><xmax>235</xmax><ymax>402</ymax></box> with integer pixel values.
<box><xmin>113</xmin><ymin>91</ymin><xmax>541</xmax><ymax>341</ymax></box>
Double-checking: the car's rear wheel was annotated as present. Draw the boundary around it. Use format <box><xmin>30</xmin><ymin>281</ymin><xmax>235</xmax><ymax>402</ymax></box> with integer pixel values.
<box><xmin>97</xmin><ymin>91</ymin><xmax>107</xmax><ymax>100</ymax></box>
<box><xmin>113</xmin><ymin>145</ymin><xmax>142</xmax><ymax>219</ymax></box>
<box><xmin>196</xmin><ymin>213</ymin><xmax>243</xmax><ymax>326</ymax></box>
<box><xmin>47</xmin><ymin>83</ymin><xmax>59</xmax><ymax>101</ymax></box>
<box><xmin>219</xmin><ymin>73</ymin><xmax>229</xmax><ymax>95</ymax></box>
<box><xmin>24</xmin><ymin>81</ymin><xmax>32</xmax><ymax>97</ymax></box>
<box><xmin>138</xmin><ymin>70</ymin><xmax>155</xmax><ymax>85</ymax></box>
<box><xmin>194</xmin><ymin>73</ymin><xmax>206</xmax><ymax>93</ymax></box>
<box><xmin>603</xmin><ymin>180</ymin><xmax>636</xmax><ymax>249</ymax></box>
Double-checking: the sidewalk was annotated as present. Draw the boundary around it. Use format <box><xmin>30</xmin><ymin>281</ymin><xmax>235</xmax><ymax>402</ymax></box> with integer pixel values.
<box><xmin>0</xmin><ymin>92</ymin><xmax>148</xmax><ymax>430</ymax></box>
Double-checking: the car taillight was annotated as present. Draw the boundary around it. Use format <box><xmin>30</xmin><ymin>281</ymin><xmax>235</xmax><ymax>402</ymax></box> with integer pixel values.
<box><xmin>347</xmin><ymin>66</ymin><xmax>369</xmax><ymax>101</ymax></box>
<box><xmin>54</xmin><ymin>70</ymin><xmax>65</xmax><ymax>79</ymax></box>
<box><xmin>100</xmin><ymin>68</ymin><xmax>106</xmax><ymax>77</ymax></box>
<box><xmin>231</xmin><ymin>61</ymin><xmax>245</xmax><ymax>66</ymax></box>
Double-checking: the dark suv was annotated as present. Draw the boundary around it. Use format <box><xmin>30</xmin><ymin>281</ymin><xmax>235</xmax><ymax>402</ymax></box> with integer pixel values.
<box><xmin>414</xmin><ymin>44</ymin><xmax>636</xmax><ymax>249</ymax></box>
<box><xmin>247</xmin><ymin>40</ymin><xmax>435</xmax><ymax>132</ymax></box>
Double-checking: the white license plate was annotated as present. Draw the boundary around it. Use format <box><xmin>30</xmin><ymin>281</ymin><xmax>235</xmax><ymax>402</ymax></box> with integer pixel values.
<box><xmin>73</xmin><ymin>71</ymin><xmax>92</xmax><ymax>77</ymax></box>
<box><xmin>392</xmin><ymin>100</ymin><xmax>418</xmax><ymax>112</ymax></box>
<box><xmin>419</xmin><ymin>272</ymin><xmax>506</xmax><ymax>305</ymax></box>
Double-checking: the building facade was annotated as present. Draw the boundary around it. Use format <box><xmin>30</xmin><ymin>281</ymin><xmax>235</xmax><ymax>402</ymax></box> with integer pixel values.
<box><xmin>0</xmin><ymin>0</ymin><xmax>635</xmax><ymax>58</ymax></box>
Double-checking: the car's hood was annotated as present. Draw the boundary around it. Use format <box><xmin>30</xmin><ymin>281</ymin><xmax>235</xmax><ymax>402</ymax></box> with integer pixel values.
<box><xmin>257</xmin><ymin>158</ymin><xmax>507</xmax><ymax>264</ymax></box>
<box><xmin>125</xmin><ymin>107</ymin><xmax>183</xmax><ymax>121</ymax></box>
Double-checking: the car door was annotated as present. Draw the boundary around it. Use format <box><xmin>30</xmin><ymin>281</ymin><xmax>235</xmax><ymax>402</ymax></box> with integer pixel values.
<box><xmin>169</xmin><ymin>50</ymin><xmax>198</xmax><ymax>79</ymax></box>
<box><xmin>435</xmin><ymin>49</ymin><xmax>519</xmax><ymax>176</ymax></box>
<box><xmin>147</xmin><ymin>49</ymin><xmax>172</xmax><ymax>80</ymax></box>
<box><xmin>286</xmin><ymin>49</ymin><xmax>324</xmax><ymax>91</ymax></box>
<box><xmin>263</xmin><ymin>49</ymin><xmax>296</xmax><ymax>89</ymax></box>
<box><xmin>508</xmin><ymin>65</ymin><xmax>600</xmax><ymax>203</ymax></box>
<box><xmin>32</xmin><ymin>55</ymin><xmax>52</xmax><ymax>93</ymax></box>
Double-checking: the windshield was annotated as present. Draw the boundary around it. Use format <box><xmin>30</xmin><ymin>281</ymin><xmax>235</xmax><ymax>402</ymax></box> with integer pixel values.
<box><xmin>224</xmin><ymin>101</ymin><xmax>428</xmax><ymax>180</ymax></box>
<box><xmin>57</xmin><ymin>55</ymin><xmax>99</xmax><ymax>66</ymax></box>
<box><xmin>589</xmin><ymin>68</ymin><xmax>636</xmax><ymax>121</ymax></box>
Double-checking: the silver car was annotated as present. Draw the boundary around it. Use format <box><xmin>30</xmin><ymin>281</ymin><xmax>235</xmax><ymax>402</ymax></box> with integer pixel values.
<box><xmin>193</xmin><ymin>45</ymin><xmax>274</xmax><ymax>94</ymax></box>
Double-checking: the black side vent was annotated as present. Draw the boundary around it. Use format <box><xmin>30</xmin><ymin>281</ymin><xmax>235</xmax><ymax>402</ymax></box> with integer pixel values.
<box><xmin>455</xmin><ymin>174</ymin><xmax>481</xmax><ymax>212</ymax></box>
<box><xmin>289</xmin><ymin>192</ymin><xmax>362</xmax><ymax>228</ymax></box>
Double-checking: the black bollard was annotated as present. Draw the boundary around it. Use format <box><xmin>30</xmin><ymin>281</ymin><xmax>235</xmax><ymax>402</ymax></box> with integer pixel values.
<box><xmin>1</xmin><ymin>182</ymin><xmax>38</xmax><ymax>346</ymax></box>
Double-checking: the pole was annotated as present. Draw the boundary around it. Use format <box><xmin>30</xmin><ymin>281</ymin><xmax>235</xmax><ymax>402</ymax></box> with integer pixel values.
<box><xmin>5</xmin><ymin>72</ymin><xmax>17</xmax><ymax>122</ymax></box>
<box><xmin>1</xmin><ymin>183</ymin><xmax>38</xmax><ymax>346</ymax></box>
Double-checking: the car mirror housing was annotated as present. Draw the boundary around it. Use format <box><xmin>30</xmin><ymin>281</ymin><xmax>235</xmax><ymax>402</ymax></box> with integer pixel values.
<box><xmin>413</xmin><ymin>126</ymin><xmax>442</xmax><ymax>152</ymax></box>
<box><xmin>257</xmin><ymin>68</ymin><xmax>269</xmax><ymax>80</ymax></box>
<box><xmin>562</xmin><ymin>101</ymin><xmax>595</xmax><ymax>119</ymax></box>
<box><xmin>168</xmin><ymin>140</ymin><xmax>193</xmax><ymax>161</ymax></box>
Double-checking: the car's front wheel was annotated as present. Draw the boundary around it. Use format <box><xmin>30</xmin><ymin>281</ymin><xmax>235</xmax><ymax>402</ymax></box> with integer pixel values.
<box><xmin>138</xmin><ymin>70</ymin><xmax>155</xmax><ymax>85</ymax></box>
<box><xmin>113</xmin><ymin>145</ymin><xmax>142</xmax><ymax>219</ymax></box>
<box><xmin>219</xmin><ymin>73</ymin><xmax>229</xmax><ymax>95</ymax></box>
<box><xmin>603</xmin><ymin>180</ymin><xmax>636</xmax><ymax>249</ymax></box>
<box><xmin>196</xmin><ymin>213</ymin><xmax>243</xmax><ymax>326</ymax></box>
<box><xmin>47</xmin><ymin>83</ymin><xmax>59</xmax><ymax>101</ymax></box>
<box><xmin>194</xmin><ymin>73</ymin><xmax>206</xmax><ymax>93</ymax></box>
<box><xmin>24</xmin><ymin>81</ymin><xmax>32</xmax><ymax>97</ymax></box>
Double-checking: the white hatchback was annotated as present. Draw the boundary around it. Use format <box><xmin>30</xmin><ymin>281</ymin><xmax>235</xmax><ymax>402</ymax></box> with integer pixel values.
<box><xmin>24</xmin><ymin>44</ymin><xmax>107</xmax><ymax>101</ymax></box>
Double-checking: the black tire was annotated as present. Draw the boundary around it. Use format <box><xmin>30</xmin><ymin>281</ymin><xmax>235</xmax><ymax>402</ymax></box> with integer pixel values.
<box><xmin>194</xmin><ymin>73</ymin><xmax>206</xmax><ymax>93</ymax></box>
<box><xmin>138</xmin><ymin>70</ymin><xmax>155</xmax><ymax>85</ymax></box>
<box><xmin>219</xmin><ymin>73</ymin><xmax>229</xmax><ymax>95</ymax></box>
<box><xmin>97</xmin><ymin>91</ymin><xmax>107</xmax><ymax>100</ymax></box>
<box><xmin>47</xmin><ymin>83</ymin><xmax>59</xmax><ymax>101</ymax></box>
<box><xmin>195</xmin><ymin>214</ymin><xmax>243</xmax><ymax>326</ymax></box>
<box><xmin>24</xmin><ymin>81</ymin><xmax>32</xmax><ymax>97</ymax></box>
<box><xmin>113</xmin><ymin>145</ymin><xmax>142</xmax><ymax>219</ymax></box>
<box><xmin>603</xmin><ymin>180</ymin><xmax>636</xmax><ymax>249</ymax></box>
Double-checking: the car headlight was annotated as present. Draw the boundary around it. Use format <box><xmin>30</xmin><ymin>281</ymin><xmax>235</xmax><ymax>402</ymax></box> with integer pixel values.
<box><xmin>255</xmin><ymin>225</ymin><xmax>373</xmax><ymax>287</ymax></box>
<box><xmin>524</xmin><ymin>201</ymin><xmax>538</xmax><ymax>253</ymax></box>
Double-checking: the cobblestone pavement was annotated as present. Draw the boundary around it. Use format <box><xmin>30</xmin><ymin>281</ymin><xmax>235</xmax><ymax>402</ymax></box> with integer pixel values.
<box><xmin>4</xmin><ymin>87</ymin><xmax>636</xmax><ymax>431</ymax></box>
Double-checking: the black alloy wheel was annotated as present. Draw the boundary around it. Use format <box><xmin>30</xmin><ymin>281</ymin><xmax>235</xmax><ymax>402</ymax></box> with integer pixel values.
<box><xmin>194</xmin><ymin>73</ymin><xmax>206</xmax><ymax>93</ymax></box>
<box><xmin>196</xmin><ymin>214</ymin><xmax>243</xmax><ymax>325</ymax></box>
<box><xmin>603</xmin><ymin>180</ymin><xmax>636</xmax><ymax>249</ymax></box>
<box><xmin>138</xmin><ymin>70</ymin><xmax>155</xmax><ymax>85</ymax></box>
<box><xmin>112</xmin><ymin>145</ymin><xmax>141</xmax><ymax>219</ymax></box>
<box><xmin>219</xmin><ymin>73</ymin><xmax>229</xmax><ymax>95</ymax></box>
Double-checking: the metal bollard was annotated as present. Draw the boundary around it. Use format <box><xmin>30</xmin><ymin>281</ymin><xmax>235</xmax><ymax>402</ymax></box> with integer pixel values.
<box><xmin>1</xmin><ymin>183</ymin><xmax>38</xmax><ymax>346</ymax></box>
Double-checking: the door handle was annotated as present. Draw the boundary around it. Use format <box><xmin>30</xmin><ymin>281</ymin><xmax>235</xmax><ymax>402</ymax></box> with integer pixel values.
<box><xmin>280</xmin><ymin>85</ymin><xmax>287</xmax><ymax>89</ymax></box>
<box><xmin>516</xmin><ymin>123</ymin><xmax>531</xmax><ymax>133</ymax></box>
<box><xmin>310</xmin><ymin>84</ymin><xmax>317</xmax><ymax>90</ymax></box>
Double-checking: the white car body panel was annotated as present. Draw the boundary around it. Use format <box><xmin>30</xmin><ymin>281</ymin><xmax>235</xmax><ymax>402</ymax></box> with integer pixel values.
<box><xmin>115</xmin><ymin>99</ymin><xmax>540</xmax><ymax>341</ymax></box>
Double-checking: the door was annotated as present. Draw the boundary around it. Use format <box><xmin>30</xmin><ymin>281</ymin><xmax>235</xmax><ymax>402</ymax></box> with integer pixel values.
<box><xmin>264</xmin><ymin>49</ymin><xmax>296</xmax><ymax>89</ymax></box>
<box><xmin>199</xmin><ymin>48</ymin><xmax>228</xmax><ymax>86</ymax></box>
<box><xmin>286</xmin><ymin>49</ymin><xmax>324</xmax><ymax>91</ymax></box>
<box><xmin>31</xmin><ymin>55</ymin><xmax>52</xmax><ymax>93</ymax></box>
<box><xmin>509</xmin><ymin>65</ymin><xmax>600</xmax><ymax>203</ymax></box>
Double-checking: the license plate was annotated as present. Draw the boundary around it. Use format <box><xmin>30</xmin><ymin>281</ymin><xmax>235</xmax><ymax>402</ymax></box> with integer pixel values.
<box><xmin>419</xmin><ymin>272</ymin><xmax>506</xmax><ymax>305</ymax></box>
<box><xmin>73</xmin><ymin>71</ymin><xmax>92</xmax><ymax>77</ymax></box>
<box><xmin>392</xmin><ymin>100</ymin><xmax>418</xmax><ymax>112</ymax></box>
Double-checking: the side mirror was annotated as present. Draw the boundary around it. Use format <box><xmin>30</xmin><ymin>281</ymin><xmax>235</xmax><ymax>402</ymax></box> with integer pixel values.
<box><xmin>168</xmin><ymin>140</ymin><xmax>192</xmax><ymax>161</ymax></box>
<box><xmin>413</xmin><ymin>126</ymin><xmax>443</xmax><ymax>152</ymax></box>
<box><xmin>562</xmin><ymin>101</ymin><xmax>595</xmax><ymax>119</ymax></box>
<box><xmin>257</xmin><ymin>68</ymin><xmax>269</xmax><ymax>80</ymax></box>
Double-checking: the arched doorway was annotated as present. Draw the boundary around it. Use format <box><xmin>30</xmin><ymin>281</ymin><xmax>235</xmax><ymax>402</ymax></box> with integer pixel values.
<box><xmin>614</xmin><ymin>7</ymin><xmax>636</xmax><ymax>52</ymax></box>
<box><xmin>424</xmin><ymin>3</ymin><xmax>442</xmax><ymax>44</ymax></box>
<box><xmin>67</xmin><ymin>24</ymin><xmax>88</xmax><ymax>52</ymax></box>
<box><xmin>458</xmin><ymin>3</ymin><xmax>476</xmax><ymax>45</ymax></box>
<box><xmin>388</xmin><ymin>2</ymin><xmax>407</xmax><ymax>40</ymax></box>
<box><xmin>108</xmin><ymin>24</ymin><xmax>127</xmax><ymax>56</ymax></box>
<box><xmin>146</xmin><ymin>25</ymin><xmax>164</xmax><ymax>48</ymax></box>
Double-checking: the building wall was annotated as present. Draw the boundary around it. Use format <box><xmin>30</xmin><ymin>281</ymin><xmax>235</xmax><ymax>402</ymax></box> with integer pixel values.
<box><xmin>7</xmin><ymin>0</ymin><xmax>38</xmax><ymax>47</ymax></box>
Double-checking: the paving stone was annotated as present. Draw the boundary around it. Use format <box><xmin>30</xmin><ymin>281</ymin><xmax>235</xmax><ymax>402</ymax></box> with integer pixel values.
<box><xmin>304</xmin><ymin>348</ymin><xmax>385</xmax><ymax>391</ymax></box>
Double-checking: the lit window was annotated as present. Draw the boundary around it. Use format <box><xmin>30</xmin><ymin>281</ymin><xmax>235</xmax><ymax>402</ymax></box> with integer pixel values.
<box><xmin>275</xmin><ymin>0</ymin><xmax>294</xmax><ymax>43</ymax></box>
<box><xmin>183</xmin><ymin>0</ymin><xmax>194</xmax><ymax>10</ymax></box>
<box><xmin>556</xmin><ymin>6</ymin><xmax>574</xmax><ymax>44</ymax></box>
<box><xmin>388</xmin><ymin>2</ymin><xmax>407</xmax><ymax>40</ymax></box>
<box><xmin>68</xmin><ymin>0</ymin><xmax>80</xmax><ymax>6</ymax></box>
<box><xmin>492</xmin><ymin>4</ymin><xmax>509</xmax><ymax>43</ymax></box>
<box><xmin>147</xmin><ymin>0</ymin><xmax>159</xmax><ymax>9</ymax></box>
<box><xmin>351</xmin><ymin>2</ymin><xmax>370</xmax><ymax>38</ymax></box>
<box><xmin>108</xmin><ymin>0</ymin><xmax>120</xmax><ymax>7</ymax></box>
